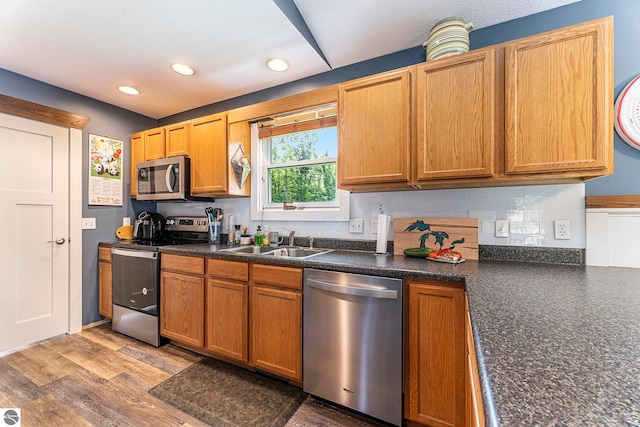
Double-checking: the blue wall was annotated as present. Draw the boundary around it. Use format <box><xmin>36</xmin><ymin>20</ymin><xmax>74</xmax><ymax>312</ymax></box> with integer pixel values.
<box><xmin>0</xmin><ymin>68</ymin><xmax>156</xmax><ymax>324</ymax></box>
<box><xmin>1</xmin><ymin>0</ymin><xmax>636</xmax><ymax>325</ymax></box>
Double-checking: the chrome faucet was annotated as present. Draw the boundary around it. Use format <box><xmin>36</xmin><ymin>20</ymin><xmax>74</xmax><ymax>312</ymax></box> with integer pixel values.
<box><xmin>288</xmin><ymin>228</ymin><xmax>296</xmax><ymax>247</ymax></box>
<box><xmin>308</xmin><ymin>235</ymin><xmax>314</xmax><ymax>249</ymax></box>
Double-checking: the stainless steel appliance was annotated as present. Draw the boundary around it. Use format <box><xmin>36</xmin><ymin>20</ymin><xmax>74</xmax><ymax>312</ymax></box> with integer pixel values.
<box><xmin>137</xmin><ymin>155</ymin><xmax>197</xmax><ymax>201</ymax></box>
<box><xmin>133</xmin><ymin>211</ymin><xmax>165</xmax><ymax>240</ymax></box>
<box><xmin>111</xmin><ymin>216</ymin><xmax>210</xmax><ymax>346</ymax></box>
<box><xmin>303</xmin><ymin>268</ymin><xmax>404</xmax><ymax>426</ymax></box>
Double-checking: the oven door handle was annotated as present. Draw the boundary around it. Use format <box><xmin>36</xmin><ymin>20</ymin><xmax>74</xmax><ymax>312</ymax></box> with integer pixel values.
<box><xmin>111</xmin><ymin>248</ymin><xmax>158</xmax><ymax>259</ymax></box>
<box><xmin>306</xmin><ymin>278</ymin><xmax>397</xmax><ymax>300</ymax></box>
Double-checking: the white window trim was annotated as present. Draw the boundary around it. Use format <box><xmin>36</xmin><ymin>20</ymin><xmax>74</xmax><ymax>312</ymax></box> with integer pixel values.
<box><xmin>250</xmin><ymin>122</ymin><xmax>349</xmax><ymax>222</ymax></box>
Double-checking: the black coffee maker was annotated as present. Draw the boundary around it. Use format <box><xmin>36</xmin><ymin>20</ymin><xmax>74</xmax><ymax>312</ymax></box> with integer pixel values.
<box><xmin>133</xmin><ymin>211</ymin><xmax>165</xmax><ymax>240</ymax></box>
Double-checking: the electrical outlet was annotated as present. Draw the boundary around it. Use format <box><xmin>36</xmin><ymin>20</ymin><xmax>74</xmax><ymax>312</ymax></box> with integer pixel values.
<box><xmin>371</xmin><ymin>218</ymin><xmax>379</xmax><ymax>234</ymax></box>
<box><xmin>123</xmin><ymin>217</ymin><xmax>131</xmax><ymax>226</ymax></box>
<box><xmin>349</xmin><ymin>218</ymin><xmax>364</xmax><ymax>233</ymax></box>
<box><xmin>555</xmin><ymin>220</ymin><xmax>570</xmax><ymax>240</ymax></box>
<box><xmin>82</xmin><ymin>217</ymin><xmax>96</xmax><ymax>230</ymax></box>
<box><xmin>495</xmin><ymin>220</ymin><xmax>509</xmax><ymax>238</ymax></box>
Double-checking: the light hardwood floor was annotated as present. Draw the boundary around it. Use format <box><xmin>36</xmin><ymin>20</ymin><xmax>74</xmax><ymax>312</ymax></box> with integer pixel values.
<box><xmin>0</xmin><ymin>323</ymin><xmax>384</xmax><ymax>427</ymax></box>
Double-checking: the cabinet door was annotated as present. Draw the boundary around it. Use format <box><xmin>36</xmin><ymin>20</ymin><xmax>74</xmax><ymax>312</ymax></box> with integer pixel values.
<box><xmin>407</xmin><ymin>280</ymin><xmax>466</xmax><ymax>427</ymax></box>
<box><xmin>160</xmin><ymin>271</ymin><xmax>205</xmax><ymax>348</ymax></box>
<box><xmin>165</xmin><ymin>122</ymin><xmax>190</xmax><ymax>157</ymax></box>
<box><xmin>130</xmin><ymin>132</ymin><xmax>145</xmax><ymax>197</ymax></box>
<box><xmin>250</xmin><ymin>285</ymin><xmax>302</xmax><ymax>381</ymax></box>
<box><xmin>466</xmin><ymin>298</ymin><xmax>486</xmax><ymax>427</ymax></box>
<box><xmin>189</xmin><ymin>113</ymin><xmax>228</xmax><ymax>195</ymax></box>
<box><xmin>144</xmin><ymin>127</ymin><xmax>166</xmax><ymax>160</ymax></box>
<box><xmin>206</xmin><ymin>278</ymin><xmax>248</xmax><ymax>362</ymax></box>
<box><xmin>98</xmin><ymin>261</ymin><xmax>112</xmax><ymax>319</ymax></box>
<box><xmin>415</xmin><ymin>48</ymin><xmax>498</xmax><ymax>181</ymax></box>
<box><xmin>504</xmin><ymin>17</ymin><xmax>613</xmax><ymax>175</ymax></box>
<box><xmin>338</xmin><ymin>68</ymin><xmax>411</xmax><ymax>188</ymax></box>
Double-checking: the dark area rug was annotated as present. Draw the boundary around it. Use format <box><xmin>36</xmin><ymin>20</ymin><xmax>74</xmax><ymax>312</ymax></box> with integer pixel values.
<box><xmin>148</xmin><ymin>357</ymin><xmax>307</xmax><ymax>427</ymax></box>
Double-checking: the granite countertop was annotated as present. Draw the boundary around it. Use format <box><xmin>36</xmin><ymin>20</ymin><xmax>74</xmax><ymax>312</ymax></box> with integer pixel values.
<box><xmin>104</xmin><ymin>241</ymin><xmax>640</xmax><ymax>425</ymax></box>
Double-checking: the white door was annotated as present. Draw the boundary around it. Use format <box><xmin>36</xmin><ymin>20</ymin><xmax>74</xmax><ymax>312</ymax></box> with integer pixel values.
<box><xmin>0</xmin><ymin>113</ymin><xmax>70</xmax><ymax>353</ymax></box>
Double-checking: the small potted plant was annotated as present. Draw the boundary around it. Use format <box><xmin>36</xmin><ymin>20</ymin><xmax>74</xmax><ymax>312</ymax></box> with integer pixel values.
<box><xmin>240</xmin><ymin>227</ymin><xmax>251</xmax><ymax>245</ymax></box>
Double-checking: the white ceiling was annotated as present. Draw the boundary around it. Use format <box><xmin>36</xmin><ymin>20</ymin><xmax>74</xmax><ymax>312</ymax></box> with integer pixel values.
<box><xmin>0</xmin><ymin>0</ymin><xmax>579</xmax><ymax>119</ymax></box>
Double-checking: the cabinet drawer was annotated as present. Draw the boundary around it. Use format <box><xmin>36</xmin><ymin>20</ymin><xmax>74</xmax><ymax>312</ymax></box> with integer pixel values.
<box><xmin>252</xmin><ymin>264</ymin><xmax>302</xmax><ymax>290</ymax></box>
<box><xmin>207</xmin><ymin>258</ymin><xmax>249</xmax><ymax>282</ymax></box>
<box><xmin>98</xmin><ymin>246</ymin><xmax>112</xmax><ymax>262</ymax></box>
<box><xmin>161</xmin><ymin>254</ymin><xmax>205</xmax><ymax>275</ymax></box>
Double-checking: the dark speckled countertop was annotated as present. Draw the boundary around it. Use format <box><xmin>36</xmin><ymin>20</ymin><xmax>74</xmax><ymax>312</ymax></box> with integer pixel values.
<box><xmin>105</xmin><ymin>241</ymin><xmax>640</xmax><ymax>426</ymax></box>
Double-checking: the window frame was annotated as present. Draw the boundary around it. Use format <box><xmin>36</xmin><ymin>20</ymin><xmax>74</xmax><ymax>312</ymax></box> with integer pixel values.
<box><xmin>250</xmin><ymin>115</ymin><xmax>349</xmax><ymax>222</ymax></box>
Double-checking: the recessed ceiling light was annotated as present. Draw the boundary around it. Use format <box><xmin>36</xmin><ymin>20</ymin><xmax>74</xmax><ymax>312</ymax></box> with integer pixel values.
<box><xmin>171</xmin><ymin>63</ymin><xmax>195</xmax><ymax>76</ymax></box>
<box><xmin>266</xmin><ymin>58</ymin><xmax>289</xmax><ymax>72</ymax></box>
<box><xmin>118</xmin><ymin>86</ymin><xmax>140</xmax><ymax>95</ymax></box>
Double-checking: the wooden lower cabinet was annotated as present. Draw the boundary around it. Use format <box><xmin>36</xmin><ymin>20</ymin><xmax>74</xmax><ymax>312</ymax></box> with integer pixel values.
<box><xmin>466</xmin><ymin>298</ymin><xmax>486</xmax><ymax>427</ymax></box>
<box><xmin>160</xmin><ymin>254</ymin><xmax>205</xmax><ymax>348</ymax></box>
<box><xmin>206</xmin><ymin>258</ymin><xmax>249</xmax><ymax>362</ymax></box>
<box><xmin>406</xmin><ymin>278</ymin><xmax>466</xmax><ymax>427</ymax></box>
<box><xmin>250</xmin><ymin>264</ymin><xmax>303</xmax><ymax>381</ymax></box>
<box><xmin>98</xmin><ymin>247</ymin><xmax>112</xmax><ymax>319</ymax></box>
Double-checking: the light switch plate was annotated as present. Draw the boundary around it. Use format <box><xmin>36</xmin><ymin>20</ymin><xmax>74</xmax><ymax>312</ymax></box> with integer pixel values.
<box><xmin>349</xmin><ymin>219</ymin><xmax>364</xmax><ymax>233</ymax></box>
<box><xmin>82</xmin><ymin>217</ymin><xmax>96</xmax><ymax>229</ymax></box>
<box><xmin>495</xmin><ymin>220</ymin><xmax>509</xmax><ymax>238</ymax></box>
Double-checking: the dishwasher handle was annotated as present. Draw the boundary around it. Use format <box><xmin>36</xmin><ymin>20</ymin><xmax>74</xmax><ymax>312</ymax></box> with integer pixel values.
<box><xmin>111</xmin><ymin>247</ymin><xmax>158</xmax><ymax>259</ymax></box>
<box><xmin>306</xmin><ymin>277</ymin><xmax>398</xmax><ymax>300</ymax></box>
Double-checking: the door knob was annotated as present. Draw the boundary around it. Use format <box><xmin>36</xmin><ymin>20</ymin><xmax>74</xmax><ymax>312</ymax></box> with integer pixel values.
<box><xmin>47</xmin><ymin>238</ymin><xmax>66</xmax><ymax>244</ymax></box>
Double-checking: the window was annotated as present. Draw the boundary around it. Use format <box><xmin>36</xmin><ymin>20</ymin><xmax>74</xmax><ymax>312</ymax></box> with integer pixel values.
<box><xmin>250</xmin><ymin>104</ymin><xmax>349</xmax><ymax>221</ymax></box>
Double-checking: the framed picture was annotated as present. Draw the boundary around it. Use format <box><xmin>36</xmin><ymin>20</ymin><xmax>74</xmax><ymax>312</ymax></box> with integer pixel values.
<box><xmin>88</xmin><ymin>133</ymin><xmax>123</xmax><ymax>206</ymax></box>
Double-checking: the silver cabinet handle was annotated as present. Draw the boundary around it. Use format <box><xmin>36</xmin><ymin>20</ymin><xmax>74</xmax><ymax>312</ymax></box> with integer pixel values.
<box><xmin>306</xmin><ymin>278</ymin><xmax>398</xmax><ymax>300</ymax></box>
<box><xmin>47</xmin><ymin>238</ymin><xmax>65</xmax><ymax>244</ymax></box>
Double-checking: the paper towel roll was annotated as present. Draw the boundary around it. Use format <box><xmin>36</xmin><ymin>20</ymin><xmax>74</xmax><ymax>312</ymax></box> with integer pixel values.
<box><xmin>376</xmin><ymin>214</ymin><xmax>390</xmax><ymax>254</ymax></box>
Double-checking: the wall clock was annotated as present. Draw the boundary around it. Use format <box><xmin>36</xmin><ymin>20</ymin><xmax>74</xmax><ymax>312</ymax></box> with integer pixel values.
<box><xmin>614</xmin><ymin>74</ymin><xmax>640</xmax><ymax>150</ymax></box>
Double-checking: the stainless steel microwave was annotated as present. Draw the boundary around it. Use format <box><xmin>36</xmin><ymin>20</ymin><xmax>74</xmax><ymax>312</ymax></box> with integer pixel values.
<box><xmin>136</xmin><ymin>156</ymin><xmax>189</xmax><ymax>201</ymax></box>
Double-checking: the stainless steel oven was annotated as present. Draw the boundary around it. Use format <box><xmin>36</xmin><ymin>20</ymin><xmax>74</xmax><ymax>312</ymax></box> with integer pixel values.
<box><xmin>110</xmin><ymin>215</ymin><xmax>210</xmax><ymax>346</ymax></box>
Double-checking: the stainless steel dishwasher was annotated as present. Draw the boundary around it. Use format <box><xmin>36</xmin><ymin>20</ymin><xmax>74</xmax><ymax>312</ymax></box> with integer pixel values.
<box><xmin>303</xmin><ymin>268</ymin><xmax>403</xmax><ymax>426</ymax></box>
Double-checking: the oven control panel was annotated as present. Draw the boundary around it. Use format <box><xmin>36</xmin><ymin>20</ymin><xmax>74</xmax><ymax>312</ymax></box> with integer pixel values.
<box><xmin>165</xmin><ymin>216</ymin><xmax>210</xmax><ymax>232</ymax></box>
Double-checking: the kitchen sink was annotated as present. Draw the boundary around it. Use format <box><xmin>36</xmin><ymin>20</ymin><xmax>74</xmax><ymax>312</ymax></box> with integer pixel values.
<box><xmin>269</xmin><ymin>247</ymin><xmax>333</xmax><ymax>258</ymax></box>
<box><xmin>221</xmin><ymin>246</ymin><xmax>276</xmax><ymax>254</ymax></box>
<box><xmin>220</xmin><ymin>245</ymin><xmax>332</xmax><ymax>258</ymax></box>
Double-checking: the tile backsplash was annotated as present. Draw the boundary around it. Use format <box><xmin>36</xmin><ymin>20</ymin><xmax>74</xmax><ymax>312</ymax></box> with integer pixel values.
<box><xmin>350</xmin><ymin>183</ymin><xmax>585</xmax><ymax>248</ymax></box>
<box><xmin>160</xmin><ymin>183</ymin><xmax>585</xmax><ymax>249</ymax></box>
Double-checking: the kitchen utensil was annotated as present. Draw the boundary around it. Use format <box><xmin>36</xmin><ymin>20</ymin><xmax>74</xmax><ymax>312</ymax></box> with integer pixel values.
<box><xmin>115</xmin><ymin>225</ymin><xmax>134</xmax><ymax>240</ymax></box>
<box><xmin>205</xmin><ymin>207</ymin><xmax>222</xmax><ymax>243</ymax></box>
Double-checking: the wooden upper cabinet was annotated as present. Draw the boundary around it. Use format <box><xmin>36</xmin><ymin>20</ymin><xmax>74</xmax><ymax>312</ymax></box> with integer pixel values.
<box><xmin>144</xmin><ymin>127</ymin><xmax>166</xmax><ymax>160</ymax></box>
<box><xmin>415</xmin><ymin>47</ymin><xmax>498</xmax><ymax>182</ymax></box>
<box><xmin>165</xmin><ymin>122</ymin><xmax>190</xmax><ymax>157</ymax></box>
<box><xmin>189</xmin><ymin>112</ymin><xmax>229</xmax><ymax>195</ymax></box>
<box><xmin>338</xmin><ymin>68</ymin><xmax>411</xmax><ymax>189</ymax></box>
<box><xmin>130</xmin><ymin>131</ymin><xmax>145</xmax><ymax>197</ymax></box>
<box><xmin>504</xmin><ymin>16</ymin><xmax>613</xmax><ymax>175</ymax></box>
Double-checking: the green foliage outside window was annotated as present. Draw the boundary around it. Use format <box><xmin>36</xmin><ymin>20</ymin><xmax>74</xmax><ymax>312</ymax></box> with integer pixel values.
<box><xmin>267</xmin><ymin>128</ymin><xmax>337</xmax><ymax>204</ymax></box>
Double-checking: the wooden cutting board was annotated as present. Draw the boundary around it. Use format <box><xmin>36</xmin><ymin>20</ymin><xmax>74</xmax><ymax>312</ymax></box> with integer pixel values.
<box><xmin>394</xmin><ymin>218</ymin><xmax>479</xmax><ymax>260</ymax></box>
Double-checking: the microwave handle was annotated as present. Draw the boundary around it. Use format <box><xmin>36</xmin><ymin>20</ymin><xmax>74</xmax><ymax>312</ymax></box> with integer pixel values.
<box><xmin>165</xmin><ymin>164</ymin><xmax>175</xmax><ymax>193</ymax></box>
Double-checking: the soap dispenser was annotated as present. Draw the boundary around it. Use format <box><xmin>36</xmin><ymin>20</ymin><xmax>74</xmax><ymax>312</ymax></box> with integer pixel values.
<box><xmin>263</xmin><ymin>225</ymin><xmax>270</xmax><ymax>246</ymax></box>
<box><xmin>255</xmin><ymin>226</ymin><xmax>264</xmax><ymax>246</ymax></box>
